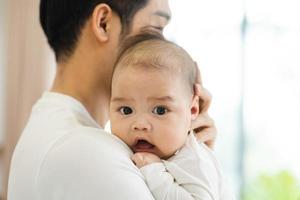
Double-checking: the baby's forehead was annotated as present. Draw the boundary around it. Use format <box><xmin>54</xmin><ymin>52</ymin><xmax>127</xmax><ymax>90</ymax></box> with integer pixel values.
<box><xmin>113</xmin><ymin>38</ymin><xmax>197</xmax><ymax>96</ymax></box>
<box><xmin>117</xmin><ymin>40</ymin><xmax>192</xmax><ymax>73</ymax></box>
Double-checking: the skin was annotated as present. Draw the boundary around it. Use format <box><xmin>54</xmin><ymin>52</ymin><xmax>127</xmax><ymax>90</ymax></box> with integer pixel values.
<box><xmin>51</xmin><ymin>1</ymin><xmax>171</xmax><ymax>127</ymax></box>
<box><xmin>110</xmin><ymin>67</ymin><xmax>199</xmax><ymax>162</ymax></box>
<box><xmin>50</xmin><ymin>0</ymin><xmax>216</xmax><ymax>150</ymax></box>
<box><xmin>130</xmin><ymin>0</ymin><xmax>171</xmax><ymax>35</ymax></box>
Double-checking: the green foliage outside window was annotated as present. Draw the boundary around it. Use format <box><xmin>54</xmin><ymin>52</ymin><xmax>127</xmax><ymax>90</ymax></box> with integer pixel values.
<box><xmin>243</xmin><ymin>171</ymin><xmax>300</xmax><ymax>200</ymax></box>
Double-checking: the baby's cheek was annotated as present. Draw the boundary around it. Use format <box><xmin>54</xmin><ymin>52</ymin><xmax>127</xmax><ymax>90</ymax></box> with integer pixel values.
<box><xmin>161</xmin><ymin>131</ymin><xmax>185</xmax><ymax>155</ymax></box>
<box><xmin>111</xmin><ymin>121</ymin><xmax>129</xmax><ymax>142</ymax></box>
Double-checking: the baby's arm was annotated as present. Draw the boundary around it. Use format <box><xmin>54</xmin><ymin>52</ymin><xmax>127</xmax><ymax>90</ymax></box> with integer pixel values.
<box><xmin>132</xmin><ymin>152</ymin><xmax>215</xmax><ymax>200</ymax></box>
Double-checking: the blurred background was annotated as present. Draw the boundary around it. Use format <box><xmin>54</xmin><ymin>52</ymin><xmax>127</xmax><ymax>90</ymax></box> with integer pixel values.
<box><xmin>0</xmin><ymin>0</ymin><xmax>300</xmax><ymax>199</ymax></box>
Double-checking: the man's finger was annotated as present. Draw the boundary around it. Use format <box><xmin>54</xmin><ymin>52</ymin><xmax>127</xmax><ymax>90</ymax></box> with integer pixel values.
<box><xmin>198</xmin><ymin>87</ymin><xmax>212</xmax><ymax>113</ymax></box>
<box><xmin>194</xmin><ymin>61</ymin><xmax>203</xmax><ymax>85</ymax></box>
<box><xmin>191</xmin><ymin>112</ymin><xmax>214</xmax><ymax>130</ymax></box>
<box><xmin>193</xmin><ymin>83</ymin><xmax>201</xmax><ymax>96</ymax></box>
<box><xmin>193</xmin><ymin>84</ymin><xmax>212</xmax><ymax>113</ymax></box>
<box><xmin>195</xmin><ymin>127</ymin><xmax>217</xmax><ymax>149</ymax></box>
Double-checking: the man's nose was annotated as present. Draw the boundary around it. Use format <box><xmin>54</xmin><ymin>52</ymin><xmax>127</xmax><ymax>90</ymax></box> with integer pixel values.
<box><xmin>131</xmin><ymin>116</ymin><xmax>151</xmax><ymax>132</ymax></box>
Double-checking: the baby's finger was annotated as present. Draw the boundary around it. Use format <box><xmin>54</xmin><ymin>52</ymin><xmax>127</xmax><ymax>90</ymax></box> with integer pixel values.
<box><xmin>191</xmin><ymin>112</ymin><xmax>214</xmax><ymax>130</ymax></box>
<box><xmin>131</xmin><ymin>153</ymin><xmax>144</xmax><ymax>166</ymax></box>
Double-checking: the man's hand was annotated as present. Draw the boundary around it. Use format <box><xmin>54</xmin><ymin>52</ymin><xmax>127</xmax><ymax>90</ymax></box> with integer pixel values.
<box><xmin>192</xmin><ymin>63</ymin><xmax>217</xmax><ymax>149</ymax></box>
<box><xmin>131</xmin><ymin>152</ymin><xmax>161</xmax><ymax>168</ymax></box>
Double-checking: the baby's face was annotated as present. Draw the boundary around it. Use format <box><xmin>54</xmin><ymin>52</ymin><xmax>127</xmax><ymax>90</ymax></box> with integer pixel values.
<box><xmin>110</xmin><ymin>66</ymin><xmax>194</xmax><ymax>159</ymax></box>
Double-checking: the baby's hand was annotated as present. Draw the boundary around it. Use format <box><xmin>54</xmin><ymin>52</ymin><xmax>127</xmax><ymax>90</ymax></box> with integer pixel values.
<box><xmin>131</xmin><ymin>152</ymin><xmax>161</xmax><ymax>168</ymax></box>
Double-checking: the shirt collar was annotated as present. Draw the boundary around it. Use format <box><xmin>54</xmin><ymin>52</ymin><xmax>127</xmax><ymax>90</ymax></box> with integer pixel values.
<box><xmin>39</xmin><ymin>92</ymin><xmax>102</xmax><ymax>129</ymax></box>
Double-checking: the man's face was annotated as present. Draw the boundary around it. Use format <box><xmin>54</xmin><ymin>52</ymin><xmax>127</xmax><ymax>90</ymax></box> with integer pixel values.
<box><xmin>110</xmin><ymin>66</ymin><xmax>192</xmax><ymax>159</ymax></box>
<box><xmin>129</xmin><ymin>0</ymin><xmax>171</xmax><ymax>35</ymax></box>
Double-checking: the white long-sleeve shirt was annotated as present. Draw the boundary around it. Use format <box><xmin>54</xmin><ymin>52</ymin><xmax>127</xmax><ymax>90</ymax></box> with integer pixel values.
<box><xmin>140</xmin><ymin>133</ymin><xmax>233</xmax><ymax>200</ymax></box>
<box><xmin>8</xmin><ymin>92</ymin><xmax>232</xmax><ymax>200</ymax></box>
<box><xmin>8</xmin><ymin>92</ymin><xmax>155</xmax><ymax>200</ymax></box>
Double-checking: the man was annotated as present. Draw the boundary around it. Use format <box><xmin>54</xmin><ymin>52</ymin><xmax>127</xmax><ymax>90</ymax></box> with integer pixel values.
<box><xmin>8</xmin><ymin>0</ymin><xmax>217</xmax><ymax>199</ymax></box>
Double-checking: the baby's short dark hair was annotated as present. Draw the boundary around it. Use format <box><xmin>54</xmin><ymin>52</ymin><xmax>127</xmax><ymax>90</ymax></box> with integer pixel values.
<box><xmin>114</xmin><ymin>32</ymin><xmax>197</xmax><ymax>95</ymax></box>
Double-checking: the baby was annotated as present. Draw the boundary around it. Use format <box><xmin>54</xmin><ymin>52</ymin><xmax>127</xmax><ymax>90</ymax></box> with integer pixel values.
<box><xmin>109</xmin><ymin>33</ymin><xmax>232</xmax><ymax>200</ymax></box>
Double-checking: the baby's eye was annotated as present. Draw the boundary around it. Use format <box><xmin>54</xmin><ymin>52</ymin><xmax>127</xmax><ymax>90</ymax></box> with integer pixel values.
<box><xmin>119</xmin><ymin>106</ymin><xmax>133</xmax><ymax>115</ymax></box>
<box><xmin>152</xmin><ymin>106</ymin><xmax>168</xmax><ymax>115</ymax></box>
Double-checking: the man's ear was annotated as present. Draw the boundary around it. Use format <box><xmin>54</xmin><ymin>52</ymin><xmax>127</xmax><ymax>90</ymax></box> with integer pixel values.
<box><xmin>92</xmin><ymin>4</ymin><xmax>113</xmax><ymax>42</ymax></box>
<box><xmin>191</xmin><ymin>95</ymin><xmax>200</xmax><ymax>120</ymax></box>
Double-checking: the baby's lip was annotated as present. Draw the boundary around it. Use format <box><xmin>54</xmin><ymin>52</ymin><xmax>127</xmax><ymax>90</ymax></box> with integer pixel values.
<box><xmin>132</xmin><ymin>139</ymin><xmax>155</xmax><ymax>153</ymax></box>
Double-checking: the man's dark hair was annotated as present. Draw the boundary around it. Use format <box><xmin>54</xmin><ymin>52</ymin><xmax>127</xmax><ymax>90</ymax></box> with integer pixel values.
<box><xmin>40</xmin><ymin>0</ymin><xmax>148</xmax><ymax>62</ymax></box>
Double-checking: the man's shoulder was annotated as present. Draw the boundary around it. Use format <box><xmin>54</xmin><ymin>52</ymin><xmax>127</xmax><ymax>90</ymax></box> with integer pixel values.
<box><xmin>36</xmin><ymin>126</ymin><xmax>153</xmax><ymax>200</ymax></box>
<box><xmin>45</xmin><ymin>126</ymin><xmax>131</xmax><ymax>160</ymax></box>
<box><xmin>37</xmin><ymin>126</ymin><xmax>135</xmax><ymax>183</ymax></box>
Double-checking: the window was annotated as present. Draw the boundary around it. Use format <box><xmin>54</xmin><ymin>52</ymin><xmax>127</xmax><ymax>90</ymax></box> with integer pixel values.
<box><xmin>165</xmin><ymin>0</ymin><xmax>300</xmax><ymax>199</ymax></box>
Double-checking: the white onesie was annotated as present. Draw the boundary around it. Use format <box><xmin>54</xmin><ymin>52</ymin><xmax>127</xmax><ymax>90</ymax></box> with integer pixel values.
<box><xmin>140</xmin><ymin>133</ymin><xmax>233</xmax><ymax>200</ymax></box>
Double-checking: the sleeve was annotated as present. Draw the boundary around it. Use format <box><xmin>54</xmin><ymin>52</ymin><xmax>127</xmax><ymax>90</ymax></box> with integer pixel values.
<box><xmin>36</xmin><ymin>131</ymin><xmax>155</xmax><ymax>200</ymax></box>
<box><xmin>140</xmin><ymin>161</ymin><xmax>215</xmax><ymax>200</ymax></box>
<box><xmin>139</xmin><ymin>133</ymin><xmax>227</xmax><ymax>200</ymax></box>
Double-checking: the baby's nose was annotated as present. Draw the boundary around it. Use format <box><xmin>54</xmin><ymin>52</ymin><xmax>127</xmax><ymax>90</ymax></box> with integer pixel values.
<box><xmin>131</xmin><ymin>117</ymin><xmax>151</xmax><ymax>132</ymax></box>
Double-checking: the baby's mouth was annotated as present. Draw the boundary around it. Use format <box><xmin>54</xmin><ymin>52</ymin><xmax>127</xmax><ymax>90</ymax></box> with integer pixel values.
<box><xmin>132</xmin><ymin>139</ymin><xmax>155</xmax><ymax>153</ymax></box>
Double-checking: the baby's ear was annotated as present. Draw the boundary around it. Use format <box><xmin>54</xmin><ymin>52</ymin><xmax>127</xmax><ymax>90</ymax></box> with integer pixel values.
<box><xmin>191</xmin><ymin>95</ymin><xmax>199</xmax><ymax>120</ymax></box>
